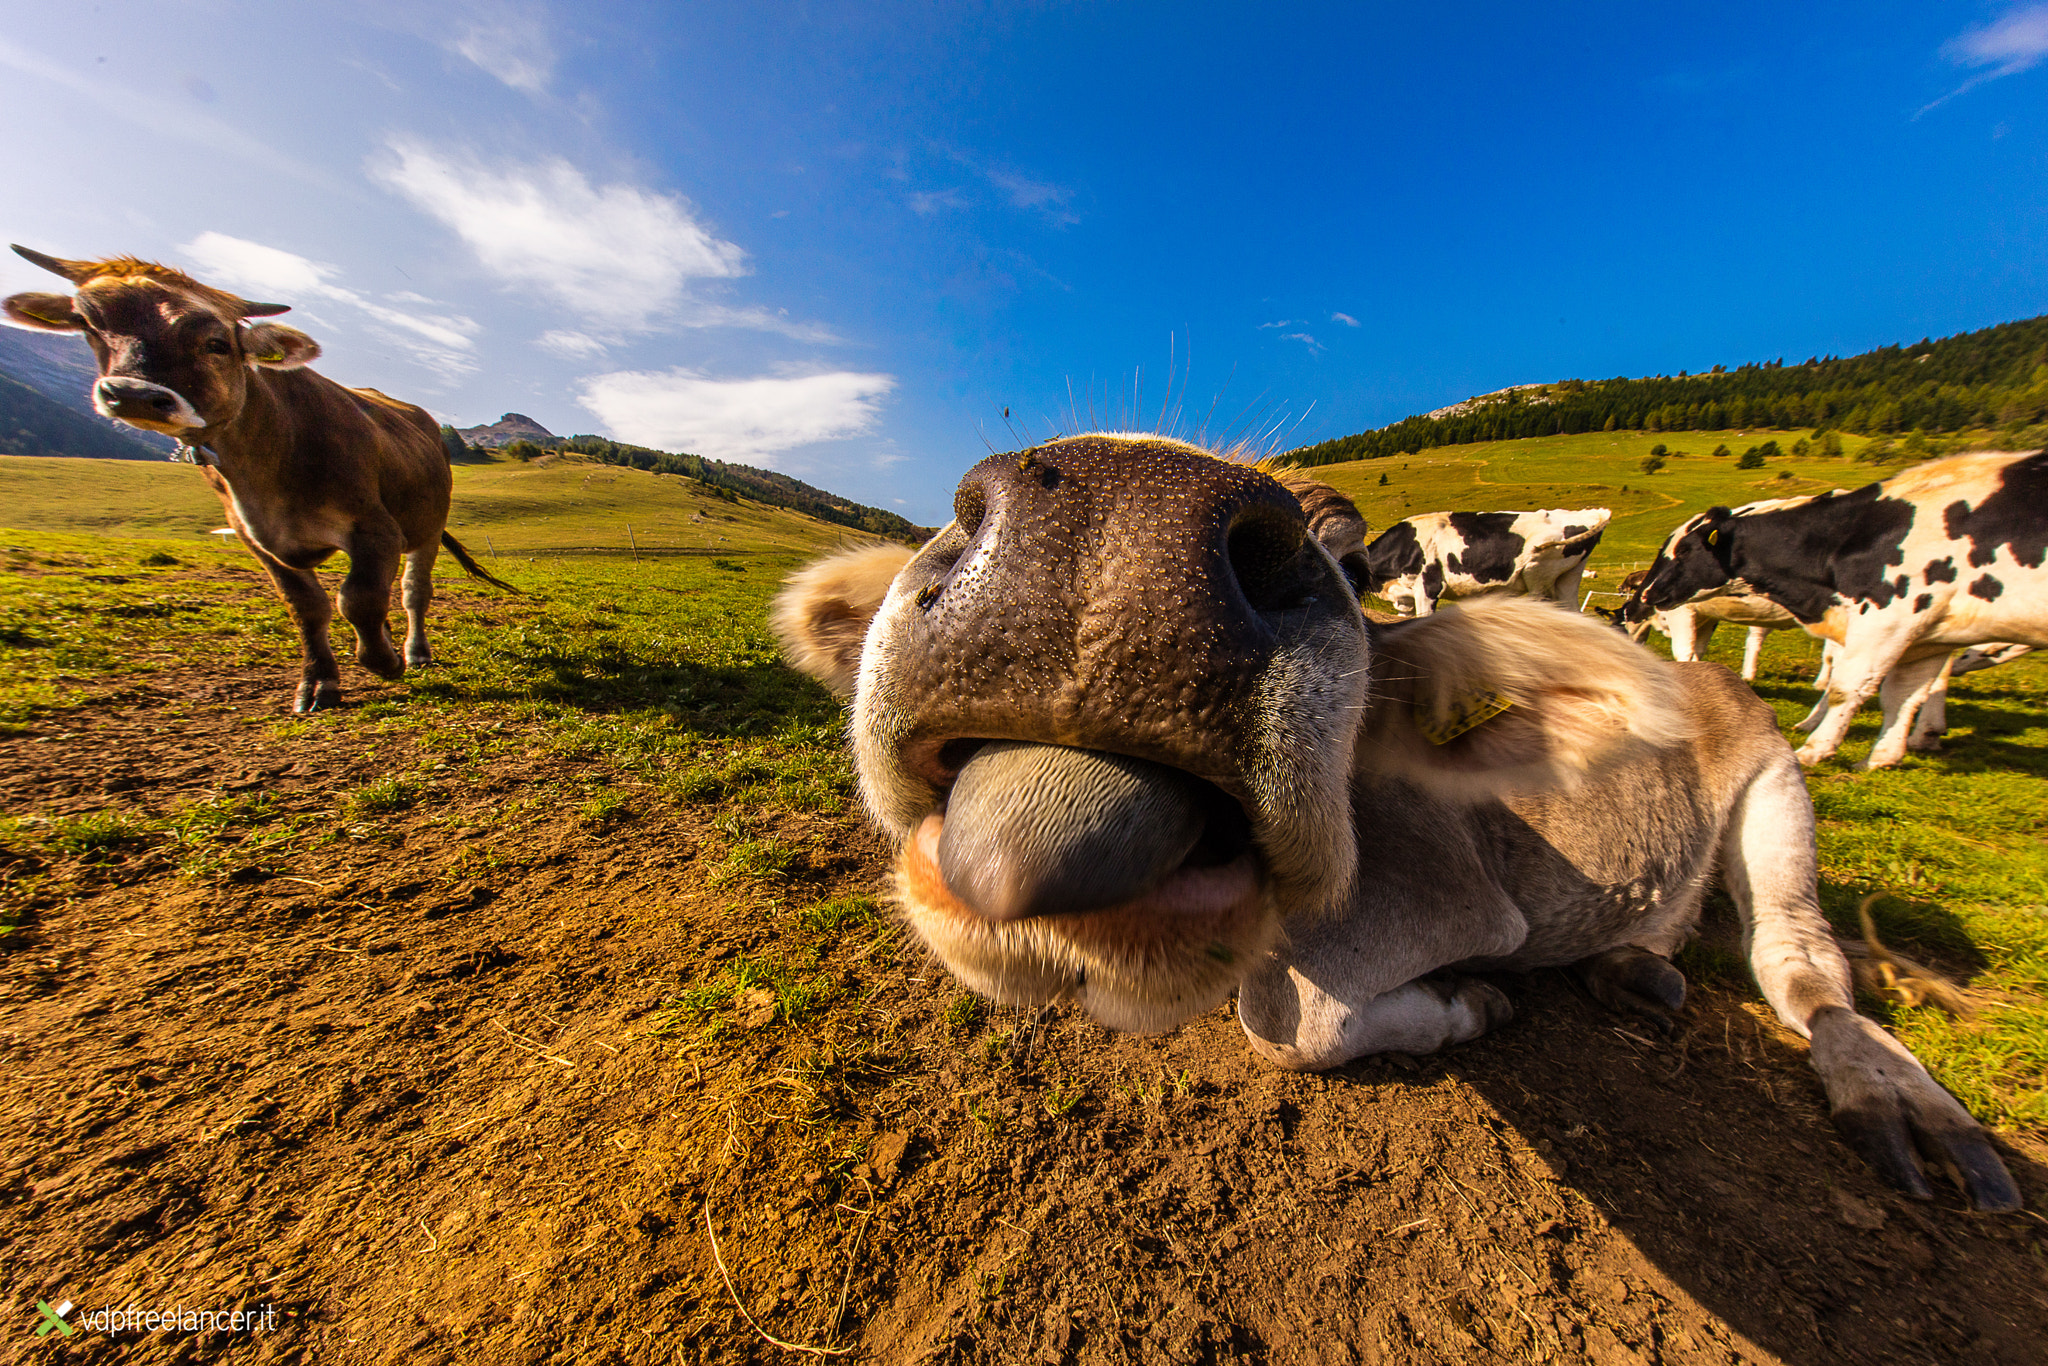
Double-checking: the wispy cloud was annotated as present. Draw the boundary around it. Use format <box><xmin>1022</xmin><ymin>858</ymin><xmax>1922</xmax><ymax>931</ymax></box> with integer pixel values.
<box><xmin>371</xmin><ymin>138</ymin><xmax>837</xmax><ymax>341</ymax></box>
<box><xmin>535</xmin><ymin>328</ymin><xmax>607</xmax><ymax>359</ymax></box>
<box><xmin>1331</xmin><ymin>312</ymin><xmax>1361</xmax><ymax>328</ymax></box>
<box><xmin>576</xmin><ymin>367</ymin><xmax>896</xmax><ymax>465</ymax></box>
<box><xmin>1258</xmin><ymin>320</ymin><xmax>1293</xmax><ymax>330</ymax></box>
<box><xmin>449</xmin><ymin>2</ymin><xmax>555</xmax><ymax>93</ymax></box>
<box><xmin>983</xmin><ymin>168</ymin><xmax>1079</xmax><ymax>226</ymax></box>
<box><xmin>371</xmin><ymin>138</ymin><xmax>744</xmax><ymax>329</ymax></box>
<box><xmin>908</xmin><ymin>187</ymin><xmax>966</xmax><ymax>216</ymax></box>
<box><xmin>179</xmin><ymin>231</ymin><xmax>479</xmax><ymax>378</ymax></box>
<box><xmin>1281</xmin><ymin>333</ymin><xmax>1324</xmax><ymax>354</ymax></box>
<box><xmin>1921</xmin><ymin>5</ymin><xmax>2048</xmax><ymax>114</ymax></box>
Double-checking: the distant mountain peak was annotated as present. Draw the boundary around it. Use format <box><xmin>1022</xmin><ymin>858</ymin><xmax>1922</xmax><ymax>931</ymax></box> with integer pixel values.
<box><xmin>458</xmin><ymin>413</ymin><xmax>557</xmax><ymax>448</ymax></box>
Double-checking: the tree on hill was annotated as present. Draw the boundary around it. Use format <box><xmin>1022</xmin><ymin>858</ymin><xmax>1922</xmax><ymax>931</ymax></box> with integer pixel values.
<box><xmin>1278</xmin><ymin>313</ymin><xmax>2048</xmax><ymax>468</ymax></box>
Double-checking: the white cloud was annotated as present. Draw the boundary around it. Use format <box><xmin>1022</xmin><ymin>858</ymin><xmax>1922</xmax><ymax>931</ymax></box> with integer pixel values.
<box><xmin>536</xmin><ymin>328</ymin><xmax>607</xmax><ymax>359</ymax></box>
<box><xmin>1258</xmin><ymin>320</ymin><xmax>1293</xmax><ymax>329</ymax></box>
<box><xmin>1921</xmin><ymin>5</ymin><xmax>2048</xmax><ymax>113</ymax></box>
<box><xmin>908</xmin><ymin>187</ymin><xmax>966</xmax><ymax>216</ymax></box>
<box><xmin>1948</xmin><ymin>5</ymin><xmax>2048</xmax><ymax>76</ymax></box>
<box><xmin>179</xmin><ymin>231</ymin><xmax>479</xmax><ymax>378</ymax></box>
<box><xmin>451</xmin><ymin>4</ymin><xmax>554</xmax><ymax>93</ymax></box>
<box><xmin>1331</xmin><ymin>312</ymin><xmax>1361</xmax><ymax>328</ymax></box>
<box><xmin>371</xmin><ymin>138</ymin><xmax>764</xmax><ymax>331</ymax></box>
<box><xmin>576</xmin><ymin>367</ymin><xmax>896</xmax><ymax>464</ymax></box>
<box><xmin>984</xmin><ymin>168</ymin><xmax>1079</xmax><ymax>225</ymax></box>
<box><xmin>1281</xmin><ymin>332</ymin><xmax>1324</xmax><ymax>354</ymax></box>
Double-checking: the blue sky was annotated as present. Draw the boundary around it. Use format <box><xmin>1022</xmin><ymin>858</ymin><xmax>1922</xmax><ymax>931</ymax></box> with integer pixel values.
<box><xmin>4</xmin><ymin>2</ymin><xmax>2046</xmax><ymax>525</ymax></box>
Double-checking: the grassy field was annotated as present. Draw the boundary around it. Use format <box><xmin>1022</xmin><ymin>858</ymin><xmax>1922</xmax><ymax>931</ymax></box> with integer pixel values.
<box><xmin>0</xmin><ymin>451</ymin><xmax>857</xmax><ymax>559</ymax></box>
<box><xmin>1307</xmin><ymin>426</ymin><xmax>1902</xmax><ymax>587</ymax></box>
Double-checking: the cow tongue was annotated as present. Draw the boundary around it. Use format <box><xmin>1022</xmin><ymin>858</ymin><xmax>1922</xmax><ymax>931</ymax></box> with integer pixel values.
<box><xmin>935</xmin><ymin>741</ymin><xmax>1207</xmax><ymax>922</ymax></box>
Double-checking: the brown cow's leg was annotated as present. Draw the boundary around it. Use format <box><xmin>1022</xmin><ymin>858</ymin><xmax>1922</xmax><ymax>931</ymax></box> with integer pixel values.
<box><xmin>339</xmin><ymin>529</ymin><xmax>407</xmax><ymax>681</ymax></box>
<box><xmin>248</xmin><ymin>549</ymin><xmax>343</xmax><ymax>712</ymax></box>
<box><xmin>402</xmin><ymin>539</ymin><xmax>440</xmax><ymax>669</ymax></box>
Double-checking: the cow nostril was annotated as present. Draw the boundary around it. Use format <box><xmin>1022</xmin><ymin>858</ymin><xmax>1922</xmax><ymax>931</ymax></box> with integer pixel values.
<box><xmin>953</xmin><ymin>484</ymin><xmax>987</xmax><ymax>539</ymax></box>
<box><xmin>151</xmin><ymin>395</ymin><xmax>177</xmax><ymax>411</ymax></box>
<box><xmin>1227</xmin><ymin>510</ymin><xmax>1312</xmax><ymax>613</ymax></box>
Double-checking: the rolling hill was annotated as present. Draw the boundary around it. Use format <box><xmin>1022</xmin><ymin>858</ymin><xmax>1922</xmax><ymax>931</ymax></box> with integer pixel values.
<box><xmin>1284</xmin><ymin>313</ymin><xmax>2048</xmax><ymax>468</ymax></box>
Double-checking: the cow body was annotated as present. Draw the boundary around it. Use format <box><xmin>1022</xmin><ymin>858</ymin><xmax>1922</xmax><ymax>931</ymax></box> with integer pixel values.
<box><xmin>3</xmin><ymin>247</ymin><xmax>511</xmax><ymax>711</ymax></box>
<box><xmin>1362</xmin><ymin>507</ymin><xmax>1609</xmax><ymax>615</ymax></box>
<box><xmin>775</xmin><ymin>435</ymin><xmax>2017</xmax><ymax>1212</ymax></box>
<box><xmin>1625</xmin><ymin>451</ymin><xmax>2048</xmax><ymax>768</ymax></box>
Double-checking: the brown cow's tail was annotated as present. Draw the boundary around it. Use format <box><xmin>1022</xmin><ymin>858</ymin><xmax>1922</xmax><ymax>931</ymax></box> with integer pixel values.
<box><xmin>440</xmin><ymin>531</ymin><xmax>521</xmax><ymax>593</ymax></box>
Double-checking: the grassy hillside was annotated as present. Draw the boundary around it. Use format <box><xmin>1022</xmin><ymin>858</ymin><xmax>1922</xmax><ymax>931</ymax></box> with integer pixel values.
<box><xmin>1285</xmin><ymin>311</ymin><xmax>2048</xmax><ymax>467</ymax></box>
<box><xmin>0</xmin><ymin>453</ymin><xmax>871</xmax><ymax>562</ymax></box>
<box><xmin>1306</xmin><ymin>426</ymin><xmax>1903</xmax><ymax>579</ymax></box>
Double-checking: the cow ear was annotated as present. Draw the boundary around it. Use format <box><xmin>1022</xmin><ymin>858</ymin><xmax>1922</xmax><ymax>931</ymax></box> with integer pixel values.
<box><xmin>772</xmin><ymin>543</ymin><xmax>918</xmax><ymax>697</ymax></box>
<box><xmin>1361</xmin><ymin>596</ymin><xmax>1689</xmax><ymax>800</ymax></box>
<box><xmin>3</xmin><ymin>291</ymin><xmax>83</xmax><ymax>331</ymax></box>
<box><xmin>241</xmin><ymin>322</ymin><xmax>320</xmax><ymax>369</ymax></box>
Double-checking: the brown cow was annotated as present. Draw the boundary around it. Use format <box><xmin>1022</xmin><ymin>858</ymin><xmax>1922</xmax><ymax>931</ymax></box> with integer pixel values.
<box><xmin>3</xmin><ymin>246</ymin><xmax>513</xmax><ymax>712</ymax></box>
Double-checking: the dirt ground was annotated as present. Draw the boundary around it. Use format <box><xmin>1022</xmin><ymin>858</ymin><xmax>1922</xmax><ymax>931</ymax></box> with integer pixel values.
<box><xmin>4</xmin><ymin>657</ymin><xmax>2047</xmax><ymax>1365</ymax></box>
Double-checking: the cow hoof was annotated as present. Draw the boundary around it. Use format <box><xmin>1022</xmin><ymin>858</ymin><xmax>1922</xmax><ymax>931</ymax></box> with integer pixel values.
<box><xmin>360</xmin><ymin>653</ymin><xmax>406</xmax><ymax>681</ymax></box>
<box><xmin>1575</xmin><ymin>945</ymin><xmax>1685</xmax><ymax>1031</ymax></box>
<box><xmin>406</xmin><ymin>650</ymin><xmax>433</xmax><ymax>669</ymax></box>
<box><xmin>1808</xmin><ymin>1007</ymin><xmax>2021</xmax><ymax>1212</ymax></box>
<box><xmin>295</xmin><ymin>682</ymin><xmax>342</xmax><ymax>713</ymax></box>
<box><xmin>1906</xmin><ymin>737</ymin><xmax>1944</xmax><ymax>754</ymax></box>
<box><xmin>1420</xmin><ymin>975</ymin><xmax>1514</xmax><ymax>1043</ymax></box>
<box><xmin>1794</xmin><ymin>745</ymin><xmax>1828</xmax><ymax>767</ymax></box>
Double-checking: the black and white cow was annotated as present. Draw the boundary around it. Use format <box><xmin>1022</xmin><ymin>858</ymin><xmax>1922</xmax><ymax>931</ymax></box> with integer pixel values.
<box><xmin>1625</xmin><ymin>450</ymin><xmax>2048</xmax><ymax>769</ymax></box>
<box><xmin>1360</xmin><ymin>507</ymin><xmax>1610</xmax><ymax>616</ymax></box>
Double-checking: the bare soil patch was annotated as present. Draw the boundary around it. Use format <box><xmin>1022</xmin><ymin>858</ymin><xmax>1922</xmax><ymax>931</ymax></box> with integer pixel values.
<box><xmin>3</xmin><ymin>660</ymin><xmax>2045</xmax><ymax>1365</ymax></box>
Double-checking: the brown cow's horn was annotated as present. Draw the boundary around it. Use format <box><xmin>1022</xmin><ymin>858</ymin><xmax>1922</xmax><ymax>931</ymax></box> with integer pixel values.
<box><xmin>239</xmin><ymin>301</ymin><xmax>292</xmax><ymax>317</ymax></box>
<box><xmin>11</xmin><ymin>245</ymin><xmax>89</xmax><ymax>282</ymax></box>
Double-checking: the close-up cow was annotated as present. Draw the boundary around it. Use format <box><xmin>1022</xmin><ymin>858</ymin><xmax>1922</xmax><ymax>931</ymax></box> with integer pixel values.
<box><xmin>1</xmin><ymin>245</ymin><xmax>514</xmax><ymax>713</ymax></box>
<box><xmin>774</xmin><ymin>434</ymin><xmax>2019</xmax><ymax>1213</ymax></box>
<box><xmin>1623</xmin><ymin>450</ymin><xmax>2048</xmax><ymax>768</ymax></box>
<box><xmin>1357</xmin><ymin>505</ymin><xmax>1610</xmax><ymax>615</ymax></box>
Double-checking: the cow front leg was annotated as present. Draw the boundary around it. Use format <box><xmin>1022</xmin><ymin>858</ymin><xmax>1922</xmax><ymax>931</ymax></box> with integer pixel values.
<box><xmin>249</xmin><ymin>550</ymin><xmax>341</xmax><ymax>712</ymax></box>
<box><xmin>402</xmin><ymin>539</ymin><xmax>440</xmax><ymax>669</ymax></box>
<box><xmin>1719</xmin><ymin>750</ymin><xmax>2018</xmax><ymax>1210</ymax></box>
<box><xmin>1862</xmin><ymin>651</ymin><xmax>1950</xmax><ymax>770</ymax></box>
<box><xmin>1740</xmin><ymin>625</ymin><xmax>1767</xmax><ymax>680</ymax></box>
<box><xmin>1906</xmin><ymin>653</ymin><xmax>1958</xmax><ymax>753</ymax></box>
<box><xmin>1793</xmin><ymin>640</ymin><xmax>1839</xmax><ymax>734</ymax></box>
<box><xmin>1794</xmin><ymin>649</ymin><xmax>1894</xmax><ymax>766</ymax></box>
<box><xmin>338</xmin><ymin>530</ymin><xmax>406</xmax><ymax>681</ymax></box>
<box><xmin>1238</xmin><ymin>966</ymin><xmax>1513</xmax><ymax>1070</ymax></box>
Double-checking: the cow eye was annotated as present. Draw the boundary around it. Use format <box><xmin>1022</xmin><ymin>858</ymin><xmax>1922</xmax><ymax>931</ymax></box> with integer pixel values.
<box><xmin>204</xmin><ymin>338</ymin><xmax>233</xmax><ymax>356</ymax></box>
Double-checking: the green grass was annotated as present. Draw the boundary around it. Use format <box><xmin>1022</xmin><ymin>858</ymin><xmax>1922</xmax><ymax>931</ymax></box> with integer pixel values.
<box><xmin>1307</xmin><ymin>426</ymin><xmax>1906</xmax><ymax>580</ymax></box>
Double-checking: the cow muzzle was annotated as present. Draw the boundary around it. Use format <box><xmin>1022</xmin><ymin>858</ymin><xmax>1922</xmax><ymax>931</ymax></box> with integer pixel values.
<box><xmin>922</xmin><ymin>741</ymin><xmax>1258</xmax><ymax>923</ymax></box>
<box><xmin>93</xmin><ymin>376</ymin><xmax>204</xmax><ymax>431</ymax></box>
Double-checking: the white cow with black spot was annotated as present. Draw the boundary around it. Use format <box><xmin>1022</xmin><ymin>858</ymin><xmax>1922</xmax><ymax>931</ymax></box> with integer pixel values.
<box><xmin>1625</xmin><ymin>450</ymin><xmax>2048</xmax><ymax>769</ymax></box>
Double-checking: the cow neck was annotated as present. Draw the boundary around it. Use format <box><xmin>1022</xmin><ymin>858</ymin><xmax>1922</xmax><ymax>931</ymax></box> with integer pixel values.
<box><xmin>189</xmin><ymin>370</ymin><xmax>298</xmax><ymax>480</ymax></box>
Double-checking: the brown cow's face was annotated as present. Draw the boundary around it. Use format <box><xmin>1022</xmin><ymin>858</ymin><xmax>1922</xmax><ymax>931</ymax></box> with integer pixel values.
<box><xmin>776</xmin><ymin>436</ymin><xmax>1682</xmax><ymax>1034</ymax></box>
<box><xmin>809</xmin><ymin>436</ymin><xmax>1371</xmax><ymax>1030</ymax></box>
<box><xmin>3</xmin><ymin>273</ymin><xmax>319</xmax><ymax>436</ymax></box>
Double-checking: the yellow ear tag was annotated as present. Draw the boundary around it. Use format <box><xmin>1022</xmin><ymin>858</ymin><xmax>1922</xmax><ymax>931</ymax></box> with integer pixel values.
<box><xmin>1420</xmin><ymin>689</ymin><xmax>1513</xmax><ymax>746</ymax></box>
<box><xmin>255</xmin><ymin>351</ymin><xmax>284</xmax><ymax>363</ymax></box>
<box><xmin>1707</xmin><ymin>529</ymin><xmax>1719</xmax><ymax>546</ymax></box>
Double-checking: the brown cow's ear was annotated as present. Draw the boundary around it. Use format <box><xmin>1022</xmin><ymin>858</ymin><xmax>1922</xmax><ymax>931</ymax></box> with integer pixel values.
<box><xmin>2</xmin><ymin>291</ymin><xmax>83</xmax><ymax>331</ymax></box>
<box><xmin>1360</xmin><ymin>595</ymin><xmax>1690</xmax><ymax>800</ymax></box>
<box><xmin>241</xmin><ymin>323</ymin><xmax>320</xmax><ymax>369</ymax></box>
<box><xmin>771</xmin><ymin>543</ymin><xmax>918</xmax><ymax>697</ymax></box>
